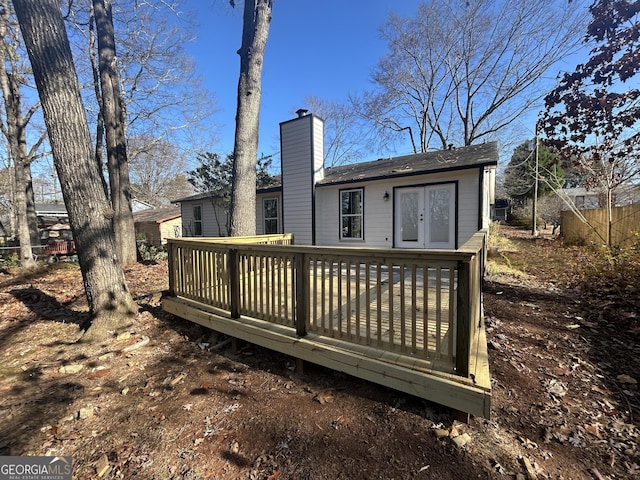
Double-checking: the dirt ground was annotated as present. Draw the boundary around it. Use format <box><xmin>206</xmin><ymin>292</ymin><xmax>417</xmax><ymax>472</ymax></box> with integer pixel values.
<box><xmin>0</xmin><ymin>225</ymin><xmax>638</xmax><ymax>479</ymax></box>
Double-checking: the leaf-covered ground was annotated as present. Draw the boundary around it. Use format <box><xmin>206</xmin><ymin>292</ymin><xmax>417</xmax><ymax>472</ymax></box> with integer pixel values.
<box><xmin>0</xmin><ymin>226</ymin><xmax>638</xmax><ymax>479</ymax></box>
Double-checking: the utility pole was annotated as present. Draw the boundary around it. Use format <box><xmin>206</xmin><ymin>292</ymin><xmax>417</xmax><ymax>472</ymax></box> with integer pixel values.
<box><xmin>531</xmin><ymin>129</ymin><xmax>539</xmax><ymax>236</ymax></box>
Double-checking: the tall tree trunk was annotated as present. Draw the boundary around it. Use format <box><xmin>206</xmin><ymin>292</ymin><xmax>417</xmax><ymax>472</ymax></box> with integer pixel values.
<box><xmin>13</xmin><ymin>0</ymin><xmax>138</xmax><ymax>341</ymax></box>
<box><xmin>229</xmin><ymin>0</ymin><xmax>273</xmax><ymax>236</ymax></box>
<box><xmin>24</xmin><ymin>163</ymin><xmax>39</xmax><ymax>247</ymax></box>
<box><xmin>12</xmin><ymin>152</ymin><xmax>34</xmax><ymax>266</ymax></box>
<box><xmin>1</xmin><ymin>0</ymin><xmax>47</xmax><ymax>262</ymax></box>
<box><xmin>93</xmin><ymin>0</ymin><xmax>137</xmax><ymax>265</ymax></box>
<box><xmin>0</xmin><ymin>62</ymin><xmax>35</xmax><ymax>267</ymax></box>
<box><xmin>88</xmin><ymin>0</ymin><xmax>110</xmax><ymax>201</ymax></box>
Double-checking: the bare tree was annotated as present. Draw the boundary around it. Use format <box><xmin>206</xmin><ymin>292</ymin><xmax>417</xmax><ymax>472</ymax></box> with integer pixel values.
<box><xmin>357</xmin><ymin>0</ymin><xmax>588</xmax><ymax>153</ymax></box>
<box><xmin>64</xmin><ymin>0</ymin><xmax>217</xmax><ymax>238</ymax></box>
<box><xmin>13</xmin><ymin>0</ymin><xmax>137</xmax><ymax>341</ymax></box>
<box><xmin>0</xmin><ymin>0</ymin><xmax>47</xmax><ymax>267</ymax></box>
<box><xmin>229</xmin><ymin>0</ymin><xmax>273</xmax><ymax>236</ymax></box>
<box><xmin>304</xmin><ymin>96</ymin><xmax>367</xmax><ymax>167</ymax></box>
<box><xmin>114</xmin><ymin>2</ymin><xmax>217</xmax><ymax>161</ymax></box>
<box><xmin>128</xmin><ymin>136</ymin><xmax>194</xmax><ymax>205</ymax></box>
<box><xmin>92</xmin><ymin>0</ymin><xmax>136</xmax><ymax>265</ymax></box>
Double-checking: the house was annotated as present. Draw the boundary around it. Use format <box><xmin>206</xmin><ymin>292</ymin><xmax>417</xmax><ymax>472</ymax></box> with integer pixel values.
<box><xmin>35</xmin><ymin>202</ymin><xmax>69</xmax><ymax>227</ymax></box>
<box><xmin>491</xmin><ymin>198</ymin><xmax>510</xmax><ymax>222</ymax></box>
<box><xmin>176</xmin><ymin>111</ymin><xmax>498</xmax><ymax>249</ymax></box>
<box><xmin>560</xmin><ymin>185</ymin><xmax>640</xmax><ymax>210</ymax></box>
<box><xmin>164</xmin><ymin>112</ymin><xmax>497</xmax><ymax>418</ymax></box>
<box><xmin>133</xmin><ymin>205</ymin><xmax>182</xmax><ymax>247</ymax></box>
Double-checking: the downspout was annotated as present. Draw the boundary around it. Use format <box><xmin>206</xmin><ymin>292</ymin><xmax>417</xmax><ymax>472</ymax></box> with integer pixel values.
<box><xmin>477</xmin><ymin>166</ymin><xmax>485</xmax><ymax>231</ymax></box>
<box><xmin>310</xmin><ymin>116</ymin><xmax>317</xmax><ymax>245</ymax></box>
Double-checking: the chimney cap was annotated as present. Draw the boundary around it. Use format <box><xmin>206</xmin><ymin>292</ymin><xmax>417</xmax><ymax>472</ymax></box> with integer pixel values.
<box><xmin>296</xmin><ymin>108</ymin><xmax>309</xmax><ymax>118</ymax></box>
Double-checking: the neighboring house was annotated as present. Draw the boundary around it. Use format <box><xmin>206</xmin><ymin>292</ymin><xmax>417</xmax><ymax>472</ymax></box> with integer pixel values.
<box><xmin>133</xmin><ymin>205</ymin><xmax>182</xmax><ymax>247</ymax></box>
<box><xmin>491</xmin><ymin>199</ymin><xmax>510</xmax><ymax>222</ymax></box>
<box><xmin>176</xmin><ymin>111</ymin><xmax>498</xmax><ymax>249</ymax></box>
<box><xmin>35</xmin><ymin>202</ymin><xmax>69</xmax><ymax>227</ymax></box>
<box><xmin>37</xmin><ymin>199</ymin><xmax>157</xmax><ymax>224</ymax></box>
<box><xmin>560</xmin><ymin>185</ymin><xmax>640</xmax><ymax>210</ymax></box>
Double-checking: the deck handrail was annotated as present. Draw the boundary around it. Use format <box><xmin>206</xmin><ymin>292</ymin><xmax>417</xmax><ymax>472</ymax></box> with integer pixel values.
<box><xmin>166</xmin><ymin>230</ymin><xmax>486</xmax><ymax>378</ymax></box>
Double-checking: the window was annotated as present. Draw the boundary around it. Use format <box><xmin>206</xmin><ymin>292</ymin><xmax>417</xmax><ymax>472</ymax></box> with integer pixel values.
<box><xmin>340</xmin><ymin>188</ymin><xmax>363</xmax><ymax>240</ymax></box>
<box><xmin>263</xmin><ymin>198</ymin><xmax>279</xmax><ymax>234</ymax></box>
<box><xmin>193</xmin><ymin>205</ymin><xmax>203</xmax><ymax>236</ymax></box>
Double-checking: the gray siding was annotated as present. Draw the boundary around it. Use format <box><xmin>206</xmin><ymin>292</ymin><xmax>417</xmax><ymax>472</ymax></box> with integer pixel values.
<box><xmin>180</xmin><ymin>200</ymin><xmax>228</xmax><ymax>237</ymax></box>
<box><xmin>315</xmin><ymin>169</ymin><xmax>481</xmax><ymax>248</ymax></box>
<box><xmin>280</xmin><ymin>114</ymin><xmax>324</xmax><ymax>245</ymax></box>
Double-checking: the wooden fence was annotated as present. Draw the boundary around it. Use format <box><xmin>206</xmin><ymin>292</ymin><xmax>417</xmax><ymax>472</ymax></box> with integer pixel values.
<box><xmin>166</xmin><ymin>232</ymin><xmax>486</xmax><ymax>377</ymax></box>
<box><xmin>561</xmin><ymin>204</ymin><xmax>640</xmax><ymax>247</ymax></box>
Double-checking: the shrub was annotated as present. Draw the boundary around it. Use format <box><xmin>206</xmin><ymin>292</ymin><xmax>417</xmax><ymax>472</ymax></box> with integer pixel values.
<box><xmin>137</xmin><ymin>242</ymin><xmax>168</xmax><ymax>262</ymax></box>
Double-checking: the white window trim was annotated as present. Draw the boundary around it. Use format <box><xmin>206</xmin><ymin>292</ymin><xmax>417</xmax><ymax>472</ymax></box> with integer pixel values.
<box><xmin>193</xmin><ymin>204</ymin><xmax>203</xmax><ymax>237</ymax></box>
<box><xmin>340</xmin><ymin>188</ymin><xmax>364</xmax><ymax>241</ymax></box>
<box><xmin>263</xmin><ymin>197</ymin><xmax>279</xmax><ymax>234</ymax></box>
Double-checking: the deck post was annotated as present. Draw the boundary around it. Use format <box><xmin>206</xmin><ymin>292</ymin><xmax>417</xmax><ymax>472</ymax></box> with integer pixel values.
<box><xmin>295</xmin><ymin>252</ymin><xmax>308</xmax><ymax>337</ymax></box>
<box><xmin>167</xmin><ymin>242</ymin><xmax>176</xmax><ymax>296</ymax></box>
<box><xmin>228</xmin><ymin>248</ymin><xmax>240</xmax><ymax>319</ymax></box>
<box><xmin>456</xmin><ymin>259</ymin><xmax>471</xmax><ymax>377</ymax></box>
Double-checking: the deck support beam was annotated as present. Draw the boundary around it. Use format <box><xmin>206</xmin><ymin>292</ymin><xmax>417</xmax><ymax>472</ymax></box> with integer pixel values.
<box><xmin>163</xmin><ymin>296</ymin><xmax>491</xmax><ymax>418</ymax></box>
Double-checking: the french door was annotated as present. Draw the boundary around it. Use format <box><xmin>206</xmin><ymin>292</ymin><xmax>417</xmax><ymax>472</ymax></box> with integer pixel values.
<box><xmin>395</xmin><ymin>184</ymin><xmax>455</xmax><ymax>249</ymax></box>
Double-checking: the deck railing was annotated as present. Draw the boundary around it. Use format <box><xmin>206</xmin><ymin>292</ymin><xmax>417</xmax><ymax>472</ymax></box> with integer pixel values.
<box><xmin>167</xmin><ymin>231</ymin><xmax>486</xmax><ymax>377</ymax></box>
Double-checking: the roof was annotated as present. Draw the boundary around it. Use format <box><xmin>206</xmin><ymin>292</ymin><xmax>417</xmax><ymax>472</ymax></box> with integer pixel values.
<box><xmin>35</xmin><ymin>202</ymin><xmax>68</xmax><ymax>215</ymax></box>
<box><xmin>133</xmin><ymin>205</ymin><xmax>181</xmax><ymax>224</ymax></box>
<box><xmin>173</xmin><ymin>177</ymin><xmax>282</xmax><ymax>203</ymax></box>
<box><xmin>172</xmin><ymin>190</ymin><xmax>226</xmax><ymax>203</ymax></box>
<box><xmin>173</xmin><ymin>142</ymin><xmax>498</xmax><ymax>202</ymax></box>
<box><xmin>317</xmin><ymin>142</ymin><xmax>498</xmax><ymax>187</ymax></box>
<box><xmin>132</xmin><ymin>199</ymin><xmax>155</xmax><ymax>212</ymax></box>
<box><xmin>561</xmin><ymin>185</ymin><xmax>639</xmax><ymax>196</ymax></box>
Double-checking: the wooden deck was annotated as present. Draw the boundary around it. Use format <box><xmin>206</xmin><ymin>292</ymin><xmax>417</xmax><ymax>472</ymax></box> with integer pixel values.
<box><xmin>162</xmin><ymin>233</ymin><xmax>491</xmax><ymax>418</ymax></box>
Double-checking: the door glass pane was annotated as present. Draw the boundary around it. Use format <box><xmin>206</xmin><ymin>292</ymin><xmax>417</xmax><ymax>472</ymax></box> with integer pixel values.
<box><xmin>429</xmin><ymin>188</ymin><xmax>450</xmax><ymax>243</ymax></box>
<box><xmin>401</xmin><ymin>192</ymin><xmax>419</xmax><ymax>242</ymax></box>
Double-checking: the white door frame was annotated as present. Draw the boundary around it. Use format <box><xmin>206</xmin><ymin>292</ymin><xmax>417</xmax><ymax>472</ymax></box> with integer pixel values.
<box><xmin>394</xmin><ymin>183</ymin><xmax>456</xmax><ymax>249</ymax></box>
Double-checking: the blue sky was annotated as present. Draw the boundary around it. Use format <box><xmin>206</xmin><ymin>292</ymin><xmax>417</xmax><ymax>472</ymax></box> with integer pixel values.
<box><xmin>182</xmin><ymin>1</ymin><xmax>424</xmax><ymax>158</ymax></box>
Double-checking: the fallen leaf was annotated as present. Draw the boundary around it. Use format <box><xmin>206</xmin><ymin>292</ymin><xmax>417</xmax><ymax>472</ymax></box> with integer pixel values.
<box><xmin>314</xmin><ymin>390</ymin><xmax>335</xmax><ymax>405</ymax></box>
<box><xmin>546</xmin><ymin>379</ymin><xmax>568</xmax><ymax>397</ymax></box>
<box><xmin>88</xmin><ymin>368</ymin><xmax>110</xmax><ymax>379</ymax></box>
<box><xmin>170</xmin><ymin>373</ymin><xmax>186</xmax><ymax>386</ymax></box>
<box><xmin>583</xmin><ymin>424</ymin><xmax>601</xmax><ymax>438</ymax></box>
<box><xmin>331</xmin><ymin>415</ymin><xmax>344</xmax><ymax>429</ymax></box>
<box><xmin>616</xmin><ymin>374</ymin><xmax>637</xmax><ymax>385</ymax></box>
<box><xmin>452</xmin><ymin>433</ymin><xmax>472</xmax><ymax>448</ymax></box>
<box><xmin>568</xmin><ymin>432</ymin><xmax>583</xmax><ymax>447</ymax></box>
<box><xmin>553</xmin><ymin>367</ymin><xmax>571</xmax><ymax>377</ymax></box>
<box><xmin>591</xmin><ymin>385</ymin><xmax>611</xmax><ymax>395</ymax></box>
<box><xmin>519</xmin><ymin>436</ymin><xmax>538</xmax><ymax>449</ymax></box>
<box><xmin>267</xmin><ymin>470</ymin><xmax>281</xmax><ymax>480</ymax></box>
